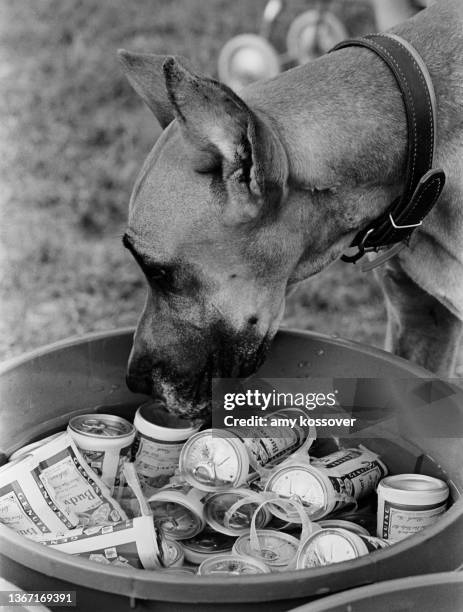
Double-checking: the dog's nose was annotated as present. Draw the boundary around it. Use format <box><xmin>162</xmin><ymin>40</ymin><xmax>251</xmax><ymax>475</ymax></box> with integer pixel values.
<box><xmin>125</xmin><ymin>372</ymin><xmax>153</xmax><ymax>396</ymax></box>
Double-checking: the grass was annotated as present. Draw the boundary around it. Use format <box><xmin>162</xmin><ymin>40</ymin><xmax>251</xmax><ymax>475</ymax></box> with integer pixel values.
<box><xmin>1</xmin><ymin>0</ymin><xmax>460</xmax><ymax>374</ymax></box>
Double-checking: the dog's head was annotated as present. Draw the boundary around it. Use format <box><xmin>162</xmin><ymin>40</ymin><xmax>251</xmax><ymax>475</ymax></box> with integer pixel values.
<box><xmin>119</xmin><ymin>51</ymin><xmax>395</xmax><ymax>419</ymax></box>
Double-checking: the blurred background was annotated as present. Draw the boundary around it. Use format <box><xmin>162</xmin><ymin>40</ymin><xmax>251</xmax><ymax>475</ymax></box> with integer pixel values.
<box><xmin>1</xmin><ymin>0</ymin><xmax>459</xmax><ymax>371</ymax></box>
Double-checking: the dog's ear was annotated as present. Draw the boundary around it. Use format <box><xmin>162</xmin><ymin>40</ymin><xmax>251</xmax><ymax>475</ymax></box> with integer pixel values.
<box><xmin>163</xmin><ymin>57</ymin><xmax>288</xmax><ymax>223</ymax></box>
<box><xmin>118</xmin><ymin>50</ymin><xmax>192</xmax><ymax>129</ymax></box>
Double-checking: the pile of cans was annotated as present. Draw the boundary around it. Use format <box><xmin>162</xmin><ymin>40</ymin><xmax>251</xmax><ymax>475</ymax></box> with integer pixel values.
<box><xmin>0</xmin><ymin>403</ymin><xmax>450</xmax><ymax>576</ymax></box>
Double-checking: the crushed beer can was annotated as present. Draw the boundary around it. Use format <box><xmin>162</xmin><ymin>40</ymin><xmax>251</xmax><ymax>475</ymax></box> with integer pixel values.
<box><xmin>265</xmin><ymin>445</ymin><xmax>387</xmax><ymax>521</ymax></box>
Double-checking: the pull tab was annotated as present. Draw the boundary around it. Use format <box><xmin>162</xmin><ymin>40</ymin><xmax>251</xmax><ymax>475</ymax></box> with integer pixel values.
<box><xmin>249</xmin><ymin>496</ymin><xmax>321</xmax><ymax>567</ymax></box>
<box><xmin>224</xmin><ymin>491</ymin><xmax>268</xmax><ymax>531</ymax></box>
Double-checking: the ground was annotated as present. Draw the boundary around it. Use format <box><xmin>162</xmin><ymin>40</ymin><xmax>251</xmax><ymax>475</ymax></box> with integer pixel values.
<box><xmin>1</xmin><ymin>0</ymin><xmax>460</xmax><ymax>375</ymax></box>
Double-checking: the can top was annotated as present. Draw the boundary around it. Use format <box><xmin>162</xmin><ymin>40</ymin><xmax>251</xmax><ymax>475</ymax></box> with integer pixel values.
<box><xmin>264</xmin><ymin>464</ymin><xmax>329</xmax><ymax>520</ymax></box>
<box><xmin>134</xmin><ymin>402</ymin><xmax>200</xmax><ymax>442</ymax></box>
<box><xmin>182</xmin><ymin>530</ymin><xmax>236</xmax><ymax>555</ymax></box>
<box><xmin>148</xmin><ymin>489</ymin><xmax>205</xmax><ymax>540</ymax></box>
<box><xmin>160</xmin><ymin>538</ymin><xmax>184</xmax><ymax>567</ymax></box>
<box><xmin>233</xmin><ymin>530</ymin><xmax>300</xmax><ymax>567</ymax></box>
<box><xmin>179</xmin><ymin>430</ymin><xmax>249</xmax><ymax>492</ymax></box>
<box><xmin>378</xmin><ymin>473</ymin><xmax>449</xmax><ymax>504</ymax></box>
<box><xmin>69</xmin><ymin>414</ymin><xmax>134</xmax><ymax>439</ymax></box>
<box><xmin>296</xmin><ymin>528</ymin><xmax>360</xmax><ymax>568</ymax></box>
<box><xmin>198</xmin><ymin>553</ymin><xmax>270</xmax><ymax>575</ymax></box>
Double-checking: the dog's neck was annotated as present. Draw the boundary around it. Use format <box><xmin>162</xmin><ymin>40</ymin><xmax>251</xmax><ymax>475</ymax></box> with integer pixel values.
<box><xmin>245</xmin><ymin>44</ymin><xmax>409</xmax><ymax>194</ymax></box>
<box><xmin>241</xmin><ymin>4</ymin><xmax>459</xmax><ymax>279</ymax></box>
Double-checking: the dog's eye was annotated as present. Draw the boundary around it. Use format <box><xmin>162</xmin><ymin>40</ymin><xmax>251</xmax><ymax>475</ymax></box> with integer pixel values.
<box><xmin>147</xmin><ymin>265</ymin><xmax>173</xmax><ymax>289</ymax></box>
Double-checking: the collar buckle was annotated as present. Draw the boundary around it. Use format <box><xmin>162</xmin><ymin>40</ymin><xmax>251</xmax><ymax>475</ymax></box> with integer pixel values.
<box><xmin>340</xmin><ymin>228</ymin><xmax>376</xmax><ymax>264</ymax></box>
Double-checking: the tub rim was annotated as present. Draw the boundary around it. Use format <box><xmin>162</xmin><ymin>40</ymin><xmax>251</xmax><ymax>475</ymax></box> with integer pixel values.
<box><xmin>288</xmin><ymin>570</ymin><xmax>463</xmax><ymax>612</ymax></box>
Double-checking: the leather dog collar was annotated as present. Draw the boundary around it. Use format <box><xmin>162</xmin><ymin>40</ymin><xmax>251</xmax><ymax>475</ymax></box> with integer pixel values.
<box><xmin>331</xmin><ymin>33</ymin><xmax>445</xmax><ymax>270</ymax></box>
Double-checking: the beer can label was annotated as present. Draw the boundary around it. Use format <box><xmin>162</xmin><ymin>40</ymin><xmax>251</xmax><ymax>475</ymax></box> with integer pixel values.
<box><xmin>315</xmin><ymin>447</ymin><xmax>387</xmax><ymax>501</ymax></box>
<box><xmin>134</xmin><ymin>433</ymin><xmax>185</xmax><ymax>491</ymax></box>
<box><xmin>0</xmin><ymin>481</ymin><xmax>51</xmax><ymax>538</ymax></box>
<box><xmin>78</xmin><ymin>444</ymin><xmax>132</xmax><ymax>490</ymax></box>
<box><xmin>232</xmin><ymin>409</ymin><xmax>307</xmax><ymax>469</ymax></box>
<box><xmin>381</xmin><ymin>499</ymin><xmax>447</xmax><ymax>540</ymax></box>
<box><xmin>0</xmin><ymin>434</ymin><xmax>126</xmax><ymax>536</ymax></box>
<box><xmin>32</xmin><ymin>447</ymin><xmax>122</xmax><ymax>528</ymax></box>
<box><xmin>37</xmin><ymin>517</ymin><xmax>160</xmax><ymax>569</ymax></box>
<box><xmin>235</xmin><ymin>428</ymin><xmax>301</xmax><ymax>468</ymax></box>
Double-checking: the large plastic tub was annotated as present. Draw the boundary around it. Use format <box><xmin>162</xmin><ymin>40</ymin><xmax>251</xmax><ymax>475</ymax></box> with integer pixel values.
<box><xmin>0</xmin><ymin>328</ymin><xmax>462</xmax><ymax>611</ymax></box>
<box><xmin>289</xmin><ymin>571</ymin><xmax>463</xmax><ymax>612</ymax></box>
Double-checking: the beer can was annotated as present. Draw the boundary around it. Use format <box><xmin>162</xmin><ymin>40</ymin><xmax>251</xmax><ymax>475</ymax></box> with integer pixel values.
<box><xmin>181</xmin><ymin>530</ymin><xmax>236</xmax><ymax>565</ymax></box>
<box><xmin>204</xmin><ymin>488</ymin><xmax>270</xmax><ymax>536</ymax></box>
<box><xmin>161</xmin><ymin>537</ymin><xmax>185</xmax><ymax>567</ymax></box>
<box><xmin>179</xmin><ymin>411</ymin><xmax>314</xmax><ymax>492</ymax></box>
<box><xmin>133</xmin><ymin>402</ymin><xmax>200</xmax><ymax>496</ymax></box>
<box><xmin>265</xmin><ymin>446</ymin><xmax>387</xmax><ymax>521</ymax></box>
<box><xmin>296</xmin><ymin>527</ymin><xmax>390</xmax><ymax>568</ymax></box>
<box><xmin>227</xmin><ymin>408</ymin><xmax>316</xmax><ymax>468</ymax></box>
<box><xmin>68</xmin><ymin>414</ymin><xmax>135</xmax><ymax>495</ymax></box>
<box><xmin>9</xmin><ymin>432</ymin><xmax>63</xmax><ymax>462</ymax></box>
<box><xmin>197</xmin><ymin>554</ymin><xmax>270</xmax><ymax>575</ymax></box>
<box><xmin>0</xmin><ymin>433</ymin><xmax>126</xmax><ymax>538</ymax></box>
<box><xmin>147</xmin><ymin>483</ymin><xmax>207</xmax><ymax>540</ymax></box>
<box><xmin>377</xmin><ymin>473</ymin><xmax>449</xmax><ymax>541</ymax></box>
<box><xmin>233</xmin><ymin>530</ymin><xmax>300</xmax><ymax>572</ymax></box>
<box><xmin>318</xmin><ymin>519</ymin><xmax>369</xmax><ymax>536</ymax></box>
<box><xmin>35</xmin><ymin>515</ymin><xmax>161</xmax><ymax>569</ymax></box>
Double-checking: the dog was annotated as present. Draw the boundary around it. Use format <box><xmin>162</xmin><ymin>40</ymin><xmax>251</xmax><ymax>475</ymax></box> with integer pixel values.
<box><xmin>119</xmin><ymin>0</ymin><xmax>463</xmax><ymax>420</ymax></box>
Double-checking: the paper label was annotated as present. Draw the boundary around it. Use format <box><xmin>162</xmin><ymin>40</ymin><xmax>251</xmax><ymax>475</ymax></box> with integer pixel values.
<box><xmin>314</xmin><ymin>448</ymin><xmax>387</xmax><ymax>500</ymax></box>
<box><xmin>381</xmin><ymin>500</ymin><xmax>447</xmax><ymax>540</ymax></box>
<box><xmin>32</xmin><ymin>444</ymin><xmax>124</xmax><ymax>528</ymax></box>
<box><xmin>0</xmin><ymin>481</ymin><xmax>51</xmax><ymax>537</ymax></box>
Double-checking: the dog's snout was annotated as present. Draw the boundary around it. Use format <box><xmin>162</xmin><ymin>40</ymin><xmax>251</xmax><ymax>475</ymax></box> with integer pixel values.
<box><xmin>125</xmin><ymin>371</ymin><xmax>152</xmax><ymax>396</ymax></box>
